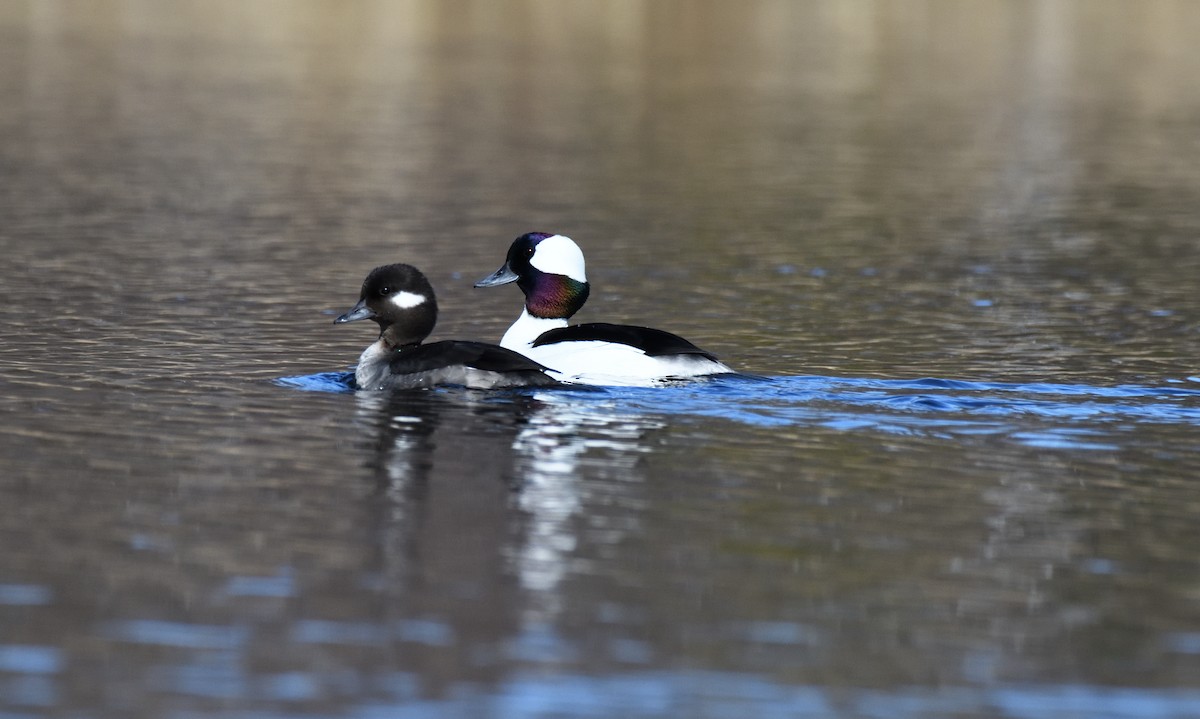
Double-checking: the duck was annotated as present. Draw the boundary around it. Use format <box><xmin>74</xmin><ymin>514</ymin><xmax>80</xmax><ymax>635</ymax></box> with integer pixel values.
<box><xmin>474</xmin><ymin>232</ymin><xmax>732</xmax><ymax>386</ymax></box>
<box><xmin>335</xmin><ymin>263</ymin><xmax>560</xmax><ymax>390</ymax></box>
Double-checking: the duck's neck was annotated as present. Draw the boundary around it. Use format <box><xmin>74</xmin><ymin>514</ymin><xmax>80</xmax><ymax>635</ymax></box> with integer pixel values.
<box><xmin>523</xmin><ymin>274</ymin><xmax>589</xmax><ymax>321</ymax></box>
<box><xmin>379</xmin><ymin>325</ymin><xmax>423</xmax><ymax>352</ymax></box>
<box><xmin>500</xmin><ymin>309</ymin><xmax>567</xmax><ymax>350</ymax></box>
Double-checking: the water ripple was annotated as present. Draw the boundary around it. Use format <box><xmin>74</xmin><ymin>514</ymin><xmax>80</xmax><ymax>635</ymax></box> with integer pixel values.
<box><xmin>276</xmin><ymin>372</ymin><xmax>1200</xmax><ymax>451</ymax></box>
<box><xmin>103</xmin><ymin>620</ymin><xmax>250</xmax><ymax>650</ymax></box>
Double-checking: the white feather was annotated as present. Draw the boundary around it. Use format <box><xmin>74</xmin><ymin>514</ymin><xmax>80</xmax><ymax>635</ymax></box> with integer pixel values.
<box><xmin>389</xmin><ymin>291</ymin><xmax>427</xmax><ymax>310</ymax></box>
<box><xmin>530</xmin><ymin>234</ymin><xmax>587</xmax><ymax>282</ymax></box>
<box><xmin>519</xmin><ymin>340</ymin><xmax>729</xmax><ymax>386</ymax></box>
<box><xmin>497</xmin><ymin>313</ymin><xmax>731</xmax><ymax>386</ymax></box>
<box><xmin>500</xmin><ymin>309</ymin><xmax>567</xmax><ymax>349</ymax></box>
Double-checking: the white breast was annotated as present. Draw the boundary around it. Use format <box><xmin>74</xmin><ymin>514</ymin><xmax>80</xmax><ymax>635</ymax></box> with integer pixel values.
<box><xmin>354</xmin><ymin>340</ymin><xmax>393</xmax><ymax>390</ymax></box>
<box><xmin>499</xmin><ymin>309</ymin><xmax>568</xmax><ymax>349</ymax></box>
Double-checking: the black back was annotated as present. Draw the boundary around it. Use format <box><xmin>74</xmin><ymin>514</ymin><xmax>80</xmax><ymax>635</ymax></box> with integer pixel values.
<box><xmin>532</xmin><ymin>322</ymin><xmax>720</xmax><ymax>362</ymax></box>
<box><xmin>389</xmin><ymin>340</ymin><xmax>559</xmax><ymax>384</ymax></box>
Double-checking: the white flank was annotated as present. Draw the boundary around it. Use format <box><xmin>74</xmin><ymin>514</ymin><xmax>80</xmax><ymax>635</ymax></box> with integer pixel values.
<box><xmin>389</xmin><ymin>291</ymin><xmax>427</xmax><ymax>310</ymax></box>
<box><xmin>530</xmin><ymin>234</ymin><xmax>587</xmax><ymax>282</ymax></box>
<box><xmin>522</xmin><ymin>340</ymin><xmax>730</xmax><ymax>387</ymax></box>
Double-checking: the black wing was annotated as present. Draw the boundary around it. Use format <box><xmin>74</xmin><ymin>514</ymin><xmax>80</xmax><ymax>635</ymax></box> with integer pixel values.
<box><xmin>531</xmin><ymin>322</ymin><xmax>720</xmax><ymax>362</ymax></box>
<box><xmin>389</xmin><ymin>341</ymin><xmax>554</xmax><ymax>375</ymax></box>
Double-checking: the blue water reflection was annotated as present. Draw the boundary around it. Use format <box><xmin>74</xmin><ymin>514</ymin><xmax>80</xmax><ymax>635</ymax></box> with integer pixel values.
<box><xmin>251</xmin><ymin>673</ymin><xmax>1200</xmax><ymax>719</ymax></box>
<box><xmin>277</xmin><ymin>373</ymin><xmax>1200</xmax><ymax>450</ymax></box>
<box><xmin>289</xmin><ymin>619</ymin><xmax>454</xmax><ymax>648</ymax></box>
<box><xmin>223</xmin><ymin>569</ymin><xmax>296</xmax><ymax>598</ymax></box>
<box><xmin>103</xmin><ymin>620</ymin><xmax>250</xmax><ymax>650</ymax></box>
<box><xmin>0</xmin><ymin>646</ymin><xmax>62</xmax><ymax>674</ymax></box>
<box><xmin>0</xmin><ymin>585</ymin><xmax>53</xmax><ymax>606</ymax></box>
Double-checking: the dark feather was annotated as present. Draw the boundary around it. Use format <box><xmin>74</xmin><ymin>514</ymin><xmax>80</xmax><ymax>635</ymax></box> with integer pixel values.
<box><xmin>389</xmin><ymin>341</ymin><xmax>558</xmax><ymax>380</ymax></box>
<box><xmin>532</xmin><ymin>322</ymin><xmax>720</xmax><ymax>361</ymax></box>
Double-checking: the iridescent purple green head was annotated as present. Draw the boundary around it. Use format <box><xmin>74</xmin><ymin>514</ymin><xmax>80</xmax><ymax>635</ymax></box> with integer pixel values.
<box><xmin>475</xmin><ymin>233</ymin><xmax>590</xmax><ymax>320</ymax></box>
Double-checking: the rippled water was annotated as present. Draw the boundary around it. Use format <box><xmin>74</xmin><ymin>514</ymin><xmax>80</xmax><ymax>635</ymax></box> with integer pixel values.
<box><xmin>2</xmin><ymin>1</ymin><xmax>1200</xmax><ymax>717</ymax></box>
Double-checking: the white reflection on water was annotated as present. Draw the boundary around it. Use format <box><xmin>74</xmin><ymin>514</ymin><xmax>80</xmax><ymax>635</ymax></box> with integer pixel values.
<box><xmin>508</xmin><ymin>395</ymin><xmax>662</xmax><ymax>623</ymax></box>
<box><xmin>347</xmin><ymin>385</ymin><xmax>665</xmax><ymax>638</ymax></box>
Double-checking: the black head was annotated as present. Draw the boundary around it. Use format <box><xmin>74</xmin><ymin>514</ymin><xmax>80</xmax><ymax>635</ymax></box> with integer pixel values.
<box><xmin>335</xmin><ymin>263</ymin><xmax>438</xmax><ymax>348</ymax></box>
<box><xmin>474</xmin><ymin>232</ymin><xmax>589</xmax><ymax>319</ymax></box>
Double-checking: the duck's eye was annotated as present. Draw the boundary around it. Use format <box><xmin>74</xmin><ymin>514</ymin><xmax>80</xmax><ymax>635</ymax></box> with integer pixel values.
<box><xmin>379</xmin><ymin>286</ymin><xmax>392</xmax><ymax>296</ymax></box>
<box><xmin>525</xmin><ymin>246</ymin><xmax>535</xmax><ymax>258</ymax></box>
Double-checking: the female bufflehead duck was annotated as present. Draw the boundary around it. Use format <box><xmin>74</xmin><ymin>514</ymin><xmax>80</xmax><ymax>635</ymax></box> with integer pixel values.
<box><xmin>336</xmin><ymin>263</ymin><xmax>559</xmax><ymax>390</ymax></box>
<box><xmin>474</xmin><ymin>233</ymin><xmax>732</xmax><ymax>386</ymax></box>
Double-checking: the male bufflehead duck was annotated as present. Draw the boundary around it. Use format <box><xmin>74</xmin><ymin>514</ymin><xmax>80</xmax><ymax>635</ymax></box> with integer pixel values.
<box><xmin>474</xmin><ymin>233</ymin><xmax>732</xmax><ymax>386</ymax></box>
<box><xmin>336</xmin><ymin>263</ymin><xmax>559</xmax><ymax>390</ymax></box>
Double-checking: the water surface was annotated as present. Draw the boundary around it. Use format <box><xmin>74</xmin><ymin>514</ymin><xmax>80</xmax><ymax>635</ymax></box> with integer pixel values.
<box><xmin>2</xmin><ymin>2</ymin><xmax>1200</xmax><ymax>717</ymax></box>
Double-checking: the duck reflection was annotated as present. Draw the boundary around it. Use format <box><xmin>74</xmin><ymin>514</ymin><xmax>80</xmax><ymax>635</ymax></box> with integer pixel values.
<box><xmin>508</xmin><ymin>394</ymin><xmax>663</xmax><ymax>624</ymax></box>
<box><xmin>349</xmin><ymin>387</ymin><xmax>662</xmax><ymax>686</ymax></box>
<box><xmin>353</xmin><ymin>390</ymin><xmax>537</xmax><ymax>591</ymax></box>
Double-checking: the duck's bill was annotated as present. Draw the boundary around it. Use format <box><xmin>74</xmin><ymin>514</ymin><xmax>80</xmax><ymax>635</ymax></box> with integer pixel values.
<box><xmin>334</xmin><ymin>299</ymin><xmax>375</xmax><ymax>324</ymax></box>
<box><xmin>474</xmin><ymin>263</ymin><xmax>519</xmax><ymax>288</ymax></box>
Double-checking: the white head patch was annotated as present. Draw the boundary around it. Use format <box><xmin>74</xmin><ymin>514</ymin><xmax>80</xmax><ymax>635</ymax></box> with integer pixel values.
<box><xmin>389</xmin><ymin>291</ymin><xmax>428</xmax><ymax>310</ymax></box>
<box><xmin>530</xmin><ymin>234</ymin><xmax>587</xmax><ymax>283</ymax></box>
